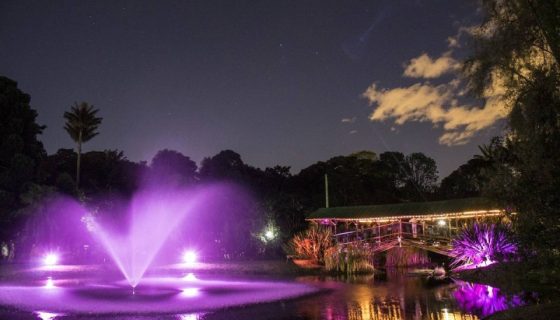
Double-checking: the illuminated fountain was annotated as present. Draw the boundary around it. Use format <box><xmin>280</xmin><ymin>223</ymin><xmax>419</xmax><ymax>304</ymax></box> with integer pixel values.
<box><xmin>0</xmin><ymin>184</ymin><xmax>317</xmax><ymax>316</ymax></box>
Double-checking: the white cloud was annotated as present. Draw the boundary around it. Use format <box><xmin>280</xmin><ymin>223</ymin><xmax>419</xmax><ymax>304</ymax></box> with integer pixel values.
<box><xmin>403</xmin><ymin>52</ymin><xmax>460</xmax><ymax>79</ymax></box>
<box><xmin>363</xmin><ymin>74</ymin><xmax>508</xmax><ymax>146</ymax></box>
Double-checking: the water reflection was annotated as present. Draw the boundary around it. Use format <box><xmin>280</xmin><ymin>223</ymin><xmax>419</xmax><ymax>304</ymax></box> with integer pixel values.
<box><xmin>453</xmin><ymin>281</ymin><xmax>527</xmax><ymax>318</ymax></box>
<box><xmin>35</xmin><ymin>311</ymin><xmax>61</xmax><ymax>320</ymax></box>
<box><xmin>178</xmin><ymin>313</ymin><xmax>204</xmax><ymax>320</ymax></box>
<box><xmin>44</xmin><ymin>277</ymin><xmax>55</xmax><ymax>289</ymax></box>
<box><xmin>292</xmin><ymin>269</ymin><xmax>532</xmax><ymax>320</ymax></box>
<box><xmin>180</xmin><ymin>287</ymin><xmax>200</xmax><ymax>298</ymax></box>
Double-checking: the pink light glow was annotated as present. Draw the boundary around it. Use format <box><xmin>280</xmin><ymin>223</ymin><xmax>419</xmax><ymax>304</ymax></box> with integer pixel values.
<box><xmin>182</xmin><ymin>250</ymin><xmax>197</xmax><ymax>264</ymax></box>
<box><xmin>35</xmin><ymin>311</ymin><xmax>61</xmax><ymax>320</ymax></box>
<box><xmin>179</xmin><ymin>313</ymin><xmax>204</xmax><ymax>320</ymax></box>
<box><xmin>43</xmin><ymin>253</ymin><xmax>59</xmax><ymax>266</ymax></box>
<box><xmin>181</xmin><ymin>287</ymin><xmax>200</xmax><ymax>298</ymax></box>
<box><xmin>44</xmin><ymin>277</ymin><xmax>55</xmax><ymax>289</ymax></box>
<box><xmin>183</xmin><ymin>273</ymin><xmax>198</xmax><ymax>281</ymax></box>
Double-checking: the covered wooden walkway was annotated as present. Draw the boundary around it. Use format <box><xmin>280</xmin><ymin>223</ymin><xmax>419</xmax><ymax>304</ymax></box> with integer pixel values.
<box><xmin>306</xmin><ymin>198</ymin><xmax>506</xmax><ymax>257</ymax></box>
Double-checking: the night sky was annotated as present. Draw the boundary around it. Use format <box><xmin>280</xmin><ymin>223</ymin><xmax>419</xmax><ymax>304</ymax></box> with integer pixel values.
<box><xmin>0</xmin><ymin>1</ymin><xmax>503</xmax><ymax>177</ymax></box>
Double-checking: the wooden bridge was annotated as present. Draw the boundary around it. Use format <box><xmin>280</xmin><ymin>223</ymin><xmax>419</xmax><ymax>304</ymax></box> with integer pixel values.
<box><xmin>306</xmin><ymin>198</ymin><xmax>506</xmax><ymax>257</ymax></box>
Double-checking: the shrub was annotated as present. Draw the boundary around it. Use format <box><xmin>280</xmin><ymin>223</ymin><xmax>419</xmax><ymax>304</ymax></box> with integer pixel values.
<box><xmin>324</xmin><ymin>243</ymin><xmax>374</xmax><ymax>274</ymax></box>
<box><xmin>385</xmin><ymin>247</ymin><xmax>430</xmax><ymax>267</ymax></box>
<box><xmin>285</xmin><ymin>225</ymin><xmax>332</xmax><ymax>263</ymax></box>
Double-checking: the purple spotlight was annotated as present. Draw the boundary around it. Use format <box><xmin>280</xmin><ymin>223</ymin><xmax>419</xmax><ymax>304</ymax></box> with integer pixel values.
<box><xmin>182</xmin><ymin>250</ymin><xmax>197</xmax><ymax>264</ymax></box>
<box><xmin>43</xmin><ymin>253</ymin><xmax>59</xmax><ymax>266</ymax></box>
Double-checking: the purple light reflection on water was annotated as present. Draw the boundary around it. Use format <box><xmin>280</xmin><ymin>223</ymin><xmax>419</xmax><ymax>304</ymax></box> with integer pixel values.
<box><xmin>0</xmin><ymin>274</ymin><xmax>318</xmax><ymax>315</ymax></box>
<box><xmin>178</xmin><ymin>314</ymin><xmax>204</xmax><ymax>320</ymax></box>
<box><xmin>35</xmin><ymin>311</ymin><xmax>62</xmax><ymax>320</ymax></box>
<box><xmin>44</xmin><ymin>277</ymin><xmax>55</xmax><ymax>289</ymax></box>
<box><xmin>453</xmin><ymin>281</ymin><xmax>527</xmax><ymax>318</ymax></box>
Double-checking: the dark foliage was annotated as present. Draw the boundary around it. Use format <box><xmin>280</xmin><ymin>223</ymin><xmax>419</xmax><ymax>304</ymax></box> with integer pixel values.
<box><xmin>0</xmin><ymin>76</ymin><xmax>46</xmax><ymax>240</ymax></box>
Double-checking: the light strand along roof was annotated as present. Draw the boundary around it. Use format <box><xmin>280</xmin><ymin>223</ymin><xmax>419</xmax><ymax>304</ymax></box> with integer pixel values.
<box><xmin>306</xmin><ymin>197</ymin><xmax>501</xmax><ymax>221</ymax></box>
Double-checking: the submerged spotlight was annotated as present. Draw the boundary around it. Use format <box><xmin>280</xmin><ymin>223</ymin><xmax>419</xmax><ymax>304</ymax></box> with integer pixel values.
<box><xmin>182</xmin><ymin>250</ymin><xmax>197</xmax><ymax>264</ymax></box>
<box><xmin>43</xmin><ymin>253</ymin><xmax>59</xmax><ymax>266</ymax></box>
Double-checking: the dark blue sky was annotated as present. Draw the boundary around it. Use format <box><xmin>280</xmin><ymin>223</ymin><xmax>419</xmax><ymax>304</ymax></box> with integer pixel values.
<box><xmin>0</xmin><ymin>1</ymin><xmax>501</xmax><ymax>177</ymax></box>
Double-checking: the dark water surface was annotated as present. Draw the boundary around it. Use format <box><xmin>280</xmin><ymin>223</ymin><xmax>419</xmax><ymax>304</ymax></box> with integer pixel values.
<box><xmin>0</xmin><ymin>267</ymin><xmax>535</xmax><ymax>320</ymax></box>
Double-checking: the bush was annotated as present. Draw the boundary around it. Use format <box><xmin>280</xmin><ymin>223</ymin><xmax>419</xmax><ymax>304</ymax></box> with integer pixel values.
<box><xmin>385</xmin><ymin>247</ymin><xmax>430</xmax><ymax>267</ymax></box>
<box><xmin>284</xmin><ymin>225</ymin><xmax>332</xmax><ymax>263</ymax></box>
<box><xmin>324</xmin><ymin>243</ymin><xmax>374</xmax><ymax>275</ymax></box>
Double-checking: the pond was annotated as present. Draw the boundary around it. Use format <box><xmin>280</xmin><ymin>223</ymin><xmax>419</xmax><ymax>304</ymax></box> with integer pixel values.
<box><xmin>0</xmin><ymin>266</ymin><xmax>535</xmax><ymax>320</ymax></box>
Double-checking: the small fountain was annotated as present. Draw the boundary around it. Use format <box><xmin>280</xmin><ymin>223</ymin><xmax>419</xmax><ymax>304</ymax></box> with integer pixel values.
<box><xmin>82</xmin><ymin>187</ymin><xmax>199</xmax><ymax>288</ymax></box>
<box><xmin>0</xmin><ymin>184</ymin><xmax>317</xmax><ymax>317</ymax></box>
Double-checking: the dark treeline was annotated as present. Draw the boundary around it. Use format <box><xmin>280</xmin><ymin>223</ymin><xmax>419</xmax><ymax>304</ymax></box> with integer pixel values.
<box><xmin>0</xmin><ymin>75</ymin><xmax>487</xmax><ymax>259</ymax></box>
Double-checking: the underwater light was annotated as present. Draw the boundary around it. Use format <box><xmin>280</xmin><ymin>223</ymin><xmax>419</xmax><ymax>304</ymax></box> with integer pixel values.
<box><xmin>43</xmin><ymin>253</ymin><xmax>59</xmax><ymax>266</ymax></box>
<box><xmin>182</xmin><ymin>250</ymin><xmax>197</xmax><ymax>264</ymax></box>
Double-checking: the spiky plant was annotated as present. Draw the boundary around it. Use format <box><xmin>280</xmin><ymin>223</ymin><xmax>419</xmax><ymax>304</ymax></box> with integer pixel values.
<box><xmin>451</xmin><ymin>222</ymin><xmax>517</xmax><ymax>269</ymax></box>
<box><xmin>285</xmin><ymin>225</ymin><xmax>332</xmax><ymax>263</ymax></box>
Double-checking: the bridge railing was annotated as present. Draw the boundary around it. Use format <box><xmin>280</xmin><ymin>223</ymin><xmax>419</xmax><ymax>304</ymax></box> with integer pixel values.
<box><xmin>333</xmin><ymin>221</ymin><xmax>455</xmax><ymax>248</ymax></box>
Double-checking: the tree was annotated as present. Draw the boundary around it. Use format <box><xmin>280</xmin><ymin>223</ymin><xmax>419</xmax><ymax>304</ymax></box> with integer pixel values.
<box><xmin>149</xmin><ymin>149</ymin><xmax>197</xmax><ymax>186</ymax></box>
<box><xmin>63</xmin><ymin>102</ymin><xmax>102</xmax><ymax>189</ymax></box>
<box><xmin>466</xmin><ymin>0</ymin><xmax>560</xmax><ymax>262</ymax></box>
<box><xmin>402</xmin><ymin>153</ymin><xmax>438</xmax><ymax>200</ymax></box>
<box><xmin>378</xmin><ymin>151</ymin><xmax>407</xmax><ymax>194</ymax></box>
<box><xmin>199</xmin><ymin>150</ymin><xmax>264</xmax><ymax>188</ymax></box>
<box><xmin>439</xmin><ymin>158</ymin><xmax>489</xmax><ymax>199</ymax></box>
<box><xmin>465</xmin><ymin>0</ymin><xmax>560</xmax><ymax>98</ymax></box>
<box><xmin>293</xmin><ymin>151</ymin><xmax>400</xmax><ymax>209</ymax></box>
<box><xmin>0</xmin><ymin>76</ymin><xmax>46</xmax><ymax>240</ymax></box>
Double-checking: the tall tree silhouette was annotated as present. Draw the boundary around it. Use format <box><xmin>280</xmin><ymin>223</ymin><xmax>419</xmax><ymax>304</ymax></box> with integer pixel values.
<box><xmin>63</xmin><ymin>102</ymin><xmax>102</xmax><ymax>188</ymax></box>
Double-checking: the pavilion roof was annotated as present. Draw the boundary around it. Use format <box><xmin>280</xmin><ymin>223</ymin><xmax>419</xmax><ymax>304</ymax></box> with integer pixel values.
<box><xmin>306</xmin><ymin>197</ymin><xmax>502</xmax><ymax>221</ymax></box>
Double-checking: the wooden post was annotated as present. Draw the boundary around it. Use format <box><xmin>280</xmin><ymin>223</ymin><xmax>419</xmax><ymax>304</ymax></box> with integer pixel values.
<box><xmin>324</xmin><ymin>174</ymin><xmax>329</xmax><ymax>208</ymax></box>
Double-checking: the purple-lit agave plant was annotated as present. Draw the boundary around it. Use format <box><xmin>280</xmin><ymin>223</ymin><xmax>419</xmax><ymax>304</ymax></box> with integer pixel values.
<box><xmin>450</xmin><ymin>222</ymin><xmax>517</xmax><ymax>270</ymax></box>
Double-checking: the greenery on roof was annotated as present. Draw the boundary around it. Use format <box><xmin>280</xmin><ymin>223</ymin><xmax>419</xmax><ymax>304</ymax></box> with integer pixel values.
<box><xmin>306</xmin><ymin>197</ymin><xmax>500</xmax><ymax>220</ymax></box>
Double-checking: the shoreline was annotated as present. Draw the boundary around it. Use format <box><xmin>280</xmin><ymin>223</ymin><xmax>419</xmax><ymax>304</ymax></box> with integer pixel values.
<box><xmin>453</xmin><ymin>261</ymin><xmax>560</xmax><ymax>319</ymax></box>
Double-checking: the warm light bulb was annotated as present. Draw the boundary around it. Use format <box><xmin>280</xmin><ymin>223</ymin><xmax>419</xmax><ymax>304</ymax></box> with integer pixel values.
<box><xmin>437</xmin><ymin>219</ymin><xmax>446</xmax><ymax>227</ymax></box>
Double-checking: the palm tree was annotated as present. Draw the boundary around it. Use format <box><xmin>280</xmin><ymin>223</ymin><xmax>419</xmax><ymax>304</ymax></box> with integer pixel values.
<box><xmin>63</xmin><ymin>102</ymin><xmax>102</xmax><ymax>188</ymax></box>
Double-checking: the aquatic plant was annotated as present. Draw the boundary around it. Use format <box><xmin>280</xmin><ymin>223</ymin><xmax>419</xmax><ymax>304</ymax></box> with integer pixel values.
<box><xmin>385</xmin><ymin>247</ymin><xmax>430</xmax><ymax>267</ymax></box>
<box><xmin>451</xmin><ymin>222</ymin><xmax>517</xmax><ymax>269</ymax></box>
<box><xmin>324</xmin><ymin>243</ymin><xmax>374</xmax><ymax>274</ymax></box>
